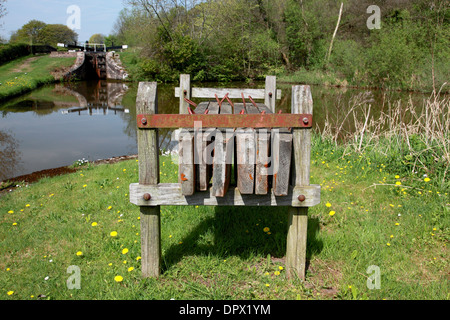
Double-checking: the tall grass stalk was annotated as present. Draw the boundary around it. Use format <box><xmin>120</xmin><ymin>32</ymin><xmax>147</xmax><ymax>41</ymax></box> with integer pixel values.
<box><xmin>318</xmin><ymin>84</ymin><xmax>449</xmax><ymax>189</ymax></box>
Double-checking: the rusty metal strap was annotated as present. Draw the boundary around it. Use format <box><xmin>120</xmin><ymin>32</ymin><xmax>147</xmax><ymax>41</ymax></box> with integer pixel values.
<box><xmin>137</xmin><ymin>114</ymin><xmax>313</xmax><ymax>129</ymax></box>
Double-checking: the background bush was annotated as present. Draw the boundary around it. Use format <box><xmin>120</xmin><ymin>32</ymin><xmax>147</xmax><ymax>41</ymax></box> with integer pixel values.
<box><xmin>0</xmin><ymin>44</ymin><xmax>30</xmax><ymax>66</ymax></box>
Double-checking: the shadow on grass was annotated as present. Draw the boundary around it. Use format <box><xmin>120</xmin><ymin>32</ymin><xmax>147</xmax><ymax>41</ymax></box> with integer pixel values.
<box><xmin>162</xmin><ymin>205</ymin><xmax>323</xmax><ymax>273</ymax></box>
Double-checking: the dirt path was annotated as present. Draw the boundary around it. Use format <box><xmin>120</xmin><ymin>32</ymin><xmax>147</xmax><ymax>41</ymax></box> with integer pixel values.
<box><xmin>11</xmin><ymin>56</ymin><xmax>39</xmax><ymax>73</ymax></box>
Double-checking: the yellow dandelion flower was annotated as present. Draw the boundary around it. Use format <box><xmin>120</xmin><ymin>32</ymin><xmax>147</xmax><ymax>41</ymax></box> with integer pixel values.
<box><xmin>25</xmin><ymin>204</ymin><xmax>30</xmax><ymax>207</ymax></box>
<box><xmin>386</xmin><ymin>243</ymin><xmax>391</xmax><ymax>246</ymax></box>
<box><xmin>110</xmin><ymin>231</ymin><xmax>118</xmax><ymax>237</ymax></box>
<box><xmin>325</xmin><ymin>202</ymin><xmax>332</xmax><ymax>207</ymax></box>
<box><xmin>8</xmin><ymin>210</ymin><xmax>13</xmax><ymax>214</ymax></box>
<box><xmin>265</xmin><ymin>283</ymin><xmax>270</xmax><ymax>287</ymax></box>
<box><xmin>107</xmin><ymin>206</ymin><xmax>112</xmax><ymax>210</ymax></box>
<box><xmin>279</xmin><ymin>266</ymin><xmax>284</xmax><ymax>271</ymax></box>
<box><xmin>76</xmin><ymin>251</ymin><xmax>83</xmax><ymax>256</ymax></box>
<box><xmin>122</xmin><ymin>248</ymin><xmax>129</xmax><ymax>254</ymax></box>
<box><xmin>136</xmin><ymin>256</ymin><xmax>141</xmax><ymax>261</ymax></box>
<box><xmin>263</xmin><ymin>227</ymin><xmax>270</xmax><ymax>232</ymax></box>
<box><xmin>424</xmin><ymin>177</ymin><xmax>430</xmax><ymax>182</ymax></box>
<box><xmin>91</xmin><ymin>222</ymin><xmax>98</xmax><ymax>227</ymax></box>
<box><xmin>395</xmin><ymin>175</ymin><xmax>400</xmax><ymax>179</ymax></box>
<box><xmin>128</xmin><ymin>267</ymin><xmax>134</xmax><ymax>272</ymax></box>
<box><xmin>12</xmin><ymin>222</ymin><xmax>17</xmax><ymax>226</ymax></box>
<box><xmin>395</xmin><ymin>223</ymin><xmax>400</xmax><ymax>226</ymax></box>
<box><xmin>329</xmin><ymin>211</ymin><xmax>336</xmax><ymax>216</ymax></box>
<box><xmin>395</xmin><ymin>181</ymin><xmax>402</xmax><ymax>186</ymax></box>
<box><xmin>114</xmin><ymin>275</ymin><xmax>123</xmax><ymax>282</ymax></box>
<box><xmin>7</xmin><ymin>291</ymin><xmax>14</xmax><ymax>296</ymax></box>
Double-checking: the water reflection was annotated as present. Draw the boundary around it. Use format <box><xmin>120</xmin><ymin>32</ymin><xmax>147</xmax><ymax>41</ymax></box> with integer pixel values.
<box><xmin>0</xmin><ymin>80</ymin><xmax>135</xmax><ymax>181</ymax></box>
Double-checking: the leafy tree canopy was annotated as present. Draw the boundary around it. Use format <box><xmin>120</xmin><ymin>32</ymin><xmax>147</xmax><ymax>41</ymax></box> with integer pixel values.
<box><xmin>10</xmin><ymin>20</ymin><xmax>78</xmax><ymax>46</ymax></box>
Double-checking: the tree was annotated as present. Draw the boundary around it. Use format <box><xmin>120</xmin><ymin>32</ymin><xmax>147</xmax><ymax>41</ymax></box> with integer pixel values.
<box><xmin>0</xmin><ymin>0</ymin><xmax>7</xmax><ymax>21</ymax></box>
<box><xmin>39</xmin><ymin>24</ymin><xmax>78</xmax><ymax>46</ymax></box>
<box><xmin>10</xmin><ymin>20</ymin><xmax>46</xmax><ymax>44</ymax></box>
<box><xmin>89</xmin><ymin>33</ymin><xmax>105</xmax><ymax>44</ymax></box>
<box><xmin>104</xmin><ymin>34</ymin><xmax>119</xmax><ymax>47</ymax></box>
<box><xmin>10</xmin><ymin>21</ymin><xmax>77</xmax><ymax>46</ymax></box>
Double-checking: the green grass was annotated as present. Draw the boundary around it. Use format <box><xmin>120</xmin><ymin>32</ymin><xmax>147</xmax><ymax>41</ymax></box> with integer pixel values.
<box><xmin>277</xmin><ymin>68</ymin><xmax>347</xmax><ymax>88</ymax></box>
<box><xmin>0</xmin><ymin>137</ymin><xmax>448</xmax><ymax>300</ymax></box>
<box><xmin>0</xmin><ymin>54</ymin><xmax>76</xmax><ymax>101</ymax></box>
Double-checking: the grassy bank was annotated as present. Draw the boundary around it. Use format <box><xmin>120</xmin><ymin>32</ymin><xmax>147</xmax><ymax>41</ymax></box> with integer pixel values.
<box><xmin>0</xmin><ymin>133</ymin><xmax>448</xmax><ymax>300</ymax></box>
<box><xmin>0</xmin><ymin>54</ymin><xmax>76</xmax><ymax>101</ymax></box>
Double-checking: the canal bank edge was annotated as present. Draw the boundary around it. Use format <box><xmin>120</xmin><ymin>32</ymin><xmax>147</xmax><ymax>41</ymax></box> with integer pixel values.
<box><xmin>0</xmin><ymin>155</ymin><xmax>138</xmax><ymax>196</ymax></box>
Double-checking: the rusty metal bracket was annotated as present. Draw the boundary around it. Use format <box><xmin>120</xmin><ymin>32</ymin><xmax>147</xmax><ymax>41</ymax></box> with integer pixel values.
<box><xmin>137</xmin><ymin>113</ymin><xmax>313</xmax><ymax>129</ymax></box>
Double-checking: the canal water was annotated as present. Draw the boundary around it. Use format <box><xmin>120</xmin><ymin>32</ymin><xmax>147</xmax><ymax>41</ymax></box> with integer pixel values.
<box><xmin>0</xmin><ymin>80</ymin><xmax>432</xmax><ymax>181</ymax></box>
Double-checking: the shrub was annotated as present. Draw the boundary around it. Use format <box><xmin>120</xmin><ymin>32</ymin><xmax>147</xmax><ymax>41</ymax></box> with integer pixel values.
<box><xmin>0</xmin><ymin>44</ymin><xmax>30</xmax><ymax>66</ymax></box>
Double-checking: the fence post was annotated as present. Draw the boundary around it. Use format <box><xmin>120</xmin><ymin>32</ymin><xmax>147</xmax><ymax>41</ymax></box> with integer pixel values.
<box><xmin>264</xmin><ymin>76</ymin><xmax>277</xmax><ymax>113</ymax></box>
<box><xmin>179</xmin><ymin>74</ymin><xmax>191</xmax><ymax>115</ymax></box>
<box><xmin>286</xmin><ymin>85</ymin><xmax>313</xmax><ymax>280</ymax></box>
<box><xmin>136</xmin><ymin>82</ymin><xmax>161</xmax><ymax>278</ymax></box>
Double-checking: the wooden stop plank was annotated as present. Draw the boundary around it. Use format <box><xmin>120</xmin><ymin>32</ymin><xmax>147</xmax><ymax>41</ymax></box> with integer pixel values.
<box><xmin>212</xmin><ymin>102</ymin><xmax>233</xmax><ymax>197</ymax></box>
<box><xmin>246</xmin><ymin>102</ymin><xmax>270</xmax><ymax>195</ymax></box>
<box><xmin>193</xmin><ymin>102</ymin><xmax>212</xmax><ymax>191</ymax></box>
<box><xmin>233</xmin><ymin>102</ymin><xmax>255</xmax><ymax>194</ymax></box>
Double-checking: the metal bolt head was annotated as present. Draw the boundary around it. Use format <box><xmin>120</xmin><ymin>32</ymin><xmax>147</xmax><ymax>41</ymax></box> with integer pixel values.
<box><xmin>298</xmin><ymin>195</ymin><xmax>306</xmax><ymax>202</ymax></box>
<box><xmin>302</xmin><ymin>117</ymin><xmax>309</xmax><ymax>125</ymax></box>
<box><xmin>141</xmin><ymin>118</ymin><xmax>147</xmax><ymax>125</ymax></box>
<box><xmin>269</xmin><ymin>92</ymin><xmax>273</xmax><ymax>97</ymax></box>
<box><xmin>143</xmin><ymin>193</ymin><xmax>151</xmax><ymax>201</ymax></box>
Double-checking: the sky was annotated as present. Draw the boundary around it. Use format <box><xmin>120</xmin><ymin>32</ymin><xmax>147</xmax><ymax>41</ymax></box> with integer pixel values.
<box><xmin>0</xmin><ymin>0</ymin><xmax>126</xmax><ymax>43</ymax></box>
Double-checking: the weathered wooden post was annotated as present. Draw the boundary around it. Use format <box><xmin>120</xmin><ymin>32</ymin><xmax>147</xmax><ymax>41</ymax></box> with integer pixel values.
<box><xmin>286</xmin><ymin>85</ymin><xmax>313</xmax><ymax>280</ymax></box>
<box><xmin>264</xmin><ymin>76</ymin><xmax>277</xmax><ymax>113</ymax></box>
<box><xmin>178</xmin><ymin>74</ymin><xmax>196</xmax><ymax>196</ymax></box>
<box><xmin>136</xmin><ymin>82</ymin><xmax>161</xmax><ymax>278</ymax></box>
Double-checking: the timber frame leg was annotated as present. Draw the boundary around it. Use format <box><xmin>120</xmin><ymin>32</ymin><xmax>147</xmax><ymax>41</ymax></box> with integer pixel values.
<box><xmin>286</xmin><ymin>85</ymin><xmax>313</xmax><ymax>280</ymax></box>
<box><xmin>136</xmin><ymin>82</ymin><xmax>161</xmax><ymax>278</ymax></box>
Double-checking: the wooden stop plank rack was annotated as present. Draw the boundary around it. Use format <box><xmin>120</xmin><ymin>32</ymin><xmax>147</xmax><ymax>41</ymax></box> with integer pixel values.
<box><xmin>129</xmin><ymin>75</ymin><xmax>321</xmax><ymax>279</ymax></box>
